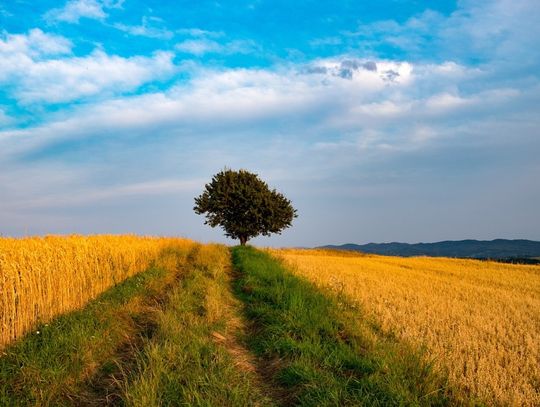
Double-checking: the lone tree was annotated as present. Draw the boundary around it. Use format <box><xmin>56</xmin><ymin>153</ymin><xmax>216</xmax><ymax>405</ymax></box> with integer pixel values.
<box><xmin>194</xmin><ymin>169</ymin><xmax>297</xmax><ymax>245</ymax></box>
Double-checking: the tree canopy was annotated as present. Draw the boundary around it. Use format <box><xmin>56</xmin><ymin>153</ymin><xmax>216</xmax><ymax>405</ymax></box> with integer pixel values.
<box><xmin>194</xmin><ymin>169</ymin><xmax>297</xmax><ymax>245</ymax></box>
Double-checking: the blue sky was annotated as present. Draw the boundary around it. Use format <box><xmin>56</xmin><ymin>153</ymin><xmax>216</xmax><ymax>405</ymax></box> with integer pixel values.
<box><xmin>1</xmin><ymin>0</ymin><xmax>539</xmax><ymax>246</ymax></box>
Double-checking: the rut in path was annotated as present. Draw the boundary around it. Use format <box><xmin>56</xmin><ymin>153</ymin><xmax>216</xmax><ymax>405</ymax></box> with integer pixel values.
<box><xmin>210</xmin><ymin>266</ymin><xmax>291</xmax><ymax>407</ymax></box>
<box><xmin>69</xmin><ymin>271</ymin><xmax>181</xmax><ymax>406</ymax></box>
<box><xmin>68</xmin><ymin>253</ymin><xmax>285</xmax><ymax>406</ymax></box>
<box><xmin>211</xmin><ymin>313</ymin><xmax>289</xmax><ymax>406</ymax></box>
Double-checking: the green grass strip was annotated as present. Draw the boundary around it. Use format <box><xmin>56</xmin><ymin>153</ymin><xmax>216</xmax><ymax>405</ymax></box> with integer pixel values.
<box><xmin>0</xmin><ymin>245</ymin><xmax>195</xmax><ymax>406</ymax></box>
<box><xmin>0</xmin><ymin>265</ymin><xmax>171</xmax><ymax>406</ymax></box>
<box><xmin>231</xmin><ymin>246</ymin><xmax>453</xmax><ymax>406</ymax></box>
<box><xmin>0</xmin><ymin>244</ymin><xmax>275</xmax><ymax>407</ymax></box>
<box><xmin>122</xmin><ymin>244</ymin><xmax>274</xmax><ymax>406</ymax></box>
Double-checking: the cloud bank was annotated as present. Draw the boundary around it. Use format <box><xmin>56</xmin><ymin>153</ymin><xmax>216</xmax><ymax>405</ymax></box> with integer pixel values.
<box><xmin>0</xmin><ymin>0</ymin><xmax>539</xmax><ymax>245</ymax></box>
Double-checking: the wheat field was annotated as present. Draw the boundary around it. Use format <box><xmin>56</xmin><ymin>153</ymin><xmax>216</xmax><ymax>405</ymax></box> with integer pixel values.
<box><xmin>0</xmin><ymin>235</ymin><xmax>194</xmax><ymax>349</ymax></box>
<box><xmin>272</xmin><ymin>249</ymin><xmax>540</xmax><ymax>406</ymax></box>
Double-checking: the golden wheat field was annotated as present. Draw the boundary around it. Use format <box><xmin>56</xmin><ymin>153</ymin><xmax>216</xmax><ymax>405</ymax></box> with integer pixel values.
<box><xmin>272</xmin><ymin>249</ymin><xmax>540</xmax><ymax>406</ymax></box>
<box><xmin>0</xmin><ymin>235</ymin><xmax>194</xmax><ymax>349</ymax></box>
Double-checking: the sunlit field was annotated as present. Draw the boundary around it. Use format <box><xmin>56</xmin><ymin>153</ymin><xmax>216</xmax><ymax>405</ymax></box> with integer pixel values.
<box><xmin>0</xmin><ymin>235</ymin><xmax>194</xmax><ymax>349</ymax></box>
<box><xmin>271</xmin><ymin>249</ymin><xmax>540</xmax><ymax>406</ymax></box>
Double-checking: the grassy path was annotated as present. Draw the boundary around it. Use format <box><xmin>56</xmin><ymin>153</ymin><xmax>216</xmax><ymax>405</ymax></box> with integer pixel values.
<box><xmin>0</xmin><ymin>257</ymin><xmax>178</xmax><ymax>406</ymax></box>
<box><xmin>122</xmin><ymin>244</ymin><xmax>274</xmax><ymax>406</ymax></box>
<box><xmin>231</xmin><ymin>246</ymin><xmax>455</xmax><ymax>406</ymax></box>
<box><xmin>0</xmin><ymin>244</ymin><xmax>273</xmax><ymax>406</ymax></box>
<box><xmin>1</xmin><ymin>244</ymin><xmax>460</xmax><ymax>406</ymax></box>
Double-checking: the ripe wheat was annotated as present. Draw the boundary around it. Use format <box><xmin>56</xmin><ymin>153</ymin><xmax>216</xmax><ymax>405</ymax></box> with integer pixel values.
<box><xmin>0</xmin><ymin>235</ymin><xmax>194</xmax><ymax>349</ymax></box>
<box><xmin>272</xmin><ymin>249</ymin><xmax>540</xmax><ymax>406</ymax></box>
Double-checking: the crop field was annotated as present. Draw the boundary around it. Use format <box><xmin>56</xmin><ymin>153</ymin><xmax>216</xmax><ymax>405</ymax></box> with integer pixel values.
<box><xmin>2</xmin><ymin>237</ymin><xmax>538</xmax><ymax>406</ymax></box>
<box><xmin>271</xmin><ymin>249</ymin><xmax>540</xmax><ymax>406</ymax></box>
<box><xmin>1</xmin><ymin>239</ymin><xmax>456</xmax><ymax>406</ymax></box>
<box><xmin>0</xmin><ymin>235</ymin><xmax>194</xmax><ymax>349</ymax></box>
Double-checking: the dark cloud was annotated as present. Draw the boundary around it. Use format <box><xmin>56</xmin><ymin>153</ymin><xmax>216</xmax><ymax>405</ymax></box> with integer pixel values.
<box><xmin>303</xmin><ymin>59</ymin><xmax>379</xmax><ymax>80</ymax></box>
<box><xmin>338</xmin><ymin>67</ymin><xmax>353</xmax><ymax>79</ymax></box>
<box><xmin>362</xmin><ymin>61</ymin><xmax>377</xmax><ymax>71</ymax></box>
<box><xmin>341</xmin><ymin>59</ymin><xmax>360</xmax><ymax>70</ymax></box>
<box><xmin>382</xmin><ymin>69</ymin><xmax>399</xmax><ymax>81</ymax></box>
<box><xmin>336</xmin><ymin>59</ymin><xmax>379</xmax><ymax>79</ymax></box>
<box><xmin>302</xmin><ymin>66</ymin><xmax>328</xmax><ymax>74</ymax></box>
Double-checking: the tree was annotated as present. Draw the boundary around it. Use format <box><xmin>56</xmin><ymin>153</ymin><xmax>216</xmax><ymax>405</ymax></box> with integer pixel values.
<box><xmin>194</xmin><ymin>169</ymin><xmax>297</xmax><ymax>245</ymax></box>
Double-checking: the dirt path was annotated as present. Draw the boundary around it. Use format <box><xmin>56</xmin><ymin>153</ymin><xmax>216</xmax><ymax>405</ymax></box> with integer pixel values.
<box><xmin>210</xmin><ymin>266</ymin><xmax>290</xmax><ymax>407</ymax></box>
<box><xmin>71</xmin><ymin>269</ymin><xmax>183</xmax><ymax>406</ymax></box>
<box><xmin>74</xmin><ymin>248</ymin><xmax>281</xmax><ymax>406</ymax></box>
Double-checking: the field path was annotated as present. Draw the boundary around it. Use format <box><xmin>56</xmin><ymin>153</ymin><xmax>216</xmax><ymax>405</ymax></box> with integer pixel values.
<box><xmin>74</xmin><ymin>270</ymin><xmax>180</xmax><ymax>406</ymax></box>
<box><xmin>210</xmin><ymin>302</ymin><xmax>286</xmax><ymax>406</ymax></box>
<box><xmin>1</xmin><ymin>243</ymin><xmax>469</xmax><ymax>406</ymax></box>
<box><xmin>211</xmin><ymin>263</ymin><xmax>292</xmax><ymax>406</ymax></box>
<box><xmin>0</xmin><ymin>244</ymin><xmax>276</xmax><ymax>406</ymax></box>
<box><xmin>230</xmin><ymin>246</ymin><xmax>453</xmax><ymax>406</ymax></box>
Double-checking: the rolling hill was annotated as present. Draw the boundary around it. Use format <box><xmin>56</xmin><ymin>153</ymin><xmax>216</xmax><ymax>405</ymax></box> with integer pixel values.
<box><xmin>321</xmin><ymin>239</ymin><xmax>540</xmax><ymax>260</ymax></box>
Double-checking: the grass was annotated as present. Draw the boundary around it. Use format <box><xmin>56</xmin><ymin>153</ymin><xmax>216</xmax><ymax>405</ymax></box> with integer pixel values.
<box><xmin>232</xmin><ymin>246</ymin><xmax>454</xmax><ymax>406</ymax></box>
<box><xmin>5</xmin><ymin>242</ymin><xmax>504</xmax><ymax>406</ymax></box>
<box><xmin>0</xmin><ymin>244</ymin><xmax>271</xmax><ymax>406</ymax></box>
<box><xmin>274</xmin><ymin>248</ymin><xmax>540</xmax><ymax>406</ymax></box>
<box><xmin>0</xmin><ymin>245</ymin><xmax>192</xmax><ymax>406</ymax></box>
<box><xmin>122</xmin><ymin>244</ymin><xmax>273</xmax><ymax>406</ymax></box>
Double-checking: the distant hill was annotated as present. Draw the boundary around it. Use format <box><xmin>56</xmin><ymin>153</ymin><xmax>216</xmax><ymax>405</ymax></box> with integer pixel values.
<box><xmin>320</xmin><ymin>239</ymin><xmax>540</xmax><ymax>260</ymax></box>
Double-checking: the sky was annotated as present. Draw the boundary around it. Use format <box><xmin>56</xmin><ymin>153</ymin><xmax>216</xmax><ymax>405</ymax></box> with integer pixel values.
<box><xmin>0</xmin><ymin>0</ymin><xmax>539</xmax><ymax>247</ymax></box>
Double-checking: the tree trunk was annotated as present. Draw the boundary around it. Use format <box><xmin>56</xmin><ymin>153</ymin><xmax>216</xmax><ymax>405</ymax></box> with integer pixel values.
<box><xmin>239</xmin><ymin>236</ymin><xmax>248</xmax><ymax>246</ymax></box>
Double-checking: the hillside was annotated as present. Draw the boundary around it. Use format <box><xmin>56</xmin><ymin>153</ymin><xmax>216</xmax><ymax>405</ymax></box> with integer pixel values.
<box><xmin>321</xmin><ymin>239</ymin><xmax>540</xmax><ymax>259</ymax></box>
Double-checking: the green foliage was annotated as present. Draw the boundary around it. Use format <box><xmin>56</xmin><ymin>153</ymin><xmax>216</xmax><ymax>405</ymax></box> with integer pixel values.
<box><xmin>194</xmin><ymin>169</ymin><xmax>297</xmax><ymax>245</ymax></box>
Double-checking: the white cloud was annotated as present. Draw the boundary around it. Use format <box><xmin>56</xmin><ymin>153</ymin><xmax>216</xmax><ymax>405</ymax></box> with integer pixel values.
<box><xmin>0</xmin><ymin>109</ymin><xmax>13</xmax><ymax>127</ymax></box>
<box><xmin>1</xmin><ymin>0</ymin><xmax>538</xmax><ymax>242</ymax></box>
<box><xmin>0</xmin><ymin>30</ymin><xmax>176</xmax><ymax>104</ymax></box>
<box><xmin>353</xmin><ymin>100</ymin><xmax>411</xmax><ymax>117</ymax></box>
<box><xmin>176</xmin><ymin>39</ymin><xmax>222</xmax><ymax>55</ymax></box>
<box><xmin>409</xmin><ymin>125</ymin><xmax>437</xmax><ymax>143</ymax></box>
<box><xmin>175</xmin><ymin>39</ymin><xmax>257</xmax><ymax>56</ymax></box>
<box><xmin>349</xmin><ymin>0</ymin><xmax>540</xmax><ymax>65</ymax></box>
<box><xmin>0</xmin><ymin>50</ymin><xmax>538</xmax><ymax>241</ymax></box>
<box><xmin>424</xmin><ymin>93</ymin><xmax>470</xmax><ymax>111</ymax></box>
<box><xmin>176</xmin><ymin>28</ymin><xmax>224</xmax><ymax>38</ymax></box>
<box><xmin>45</xmin><ymin>0</ymin><xmax>107</xmax><ymax>23</ymax></box>
<box><xmin>438</xmin><ymin>0</ymin><xmax>540</xmax><ymax>62</ymax></box>
<box><xmin>114</xmin><ymin>16</ymin><xmax>173</xmax><ymax>39</ymax></box>
<box><xmin>16</xmin><ymin>50</ymin><xmax>175</xmax><ymax>103</ymax></box>
<box><xmin>1</xmin><ymin>56</ymin><xmax>527</xmax><ymax>159</ymax></box>
<box><xmin>0</xmin><ymin>29</ymin><xmax>72</xmax><ymax>59</ymax></box>
<box><xmin>1</xmin><ymin>177</ymin><xmax>203</xmax><ymax>210</ymax></box>
<box><xmin>305</xmin><ymin>58</ymin><xmax>413</xmax><ymax>85</ymax></box>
